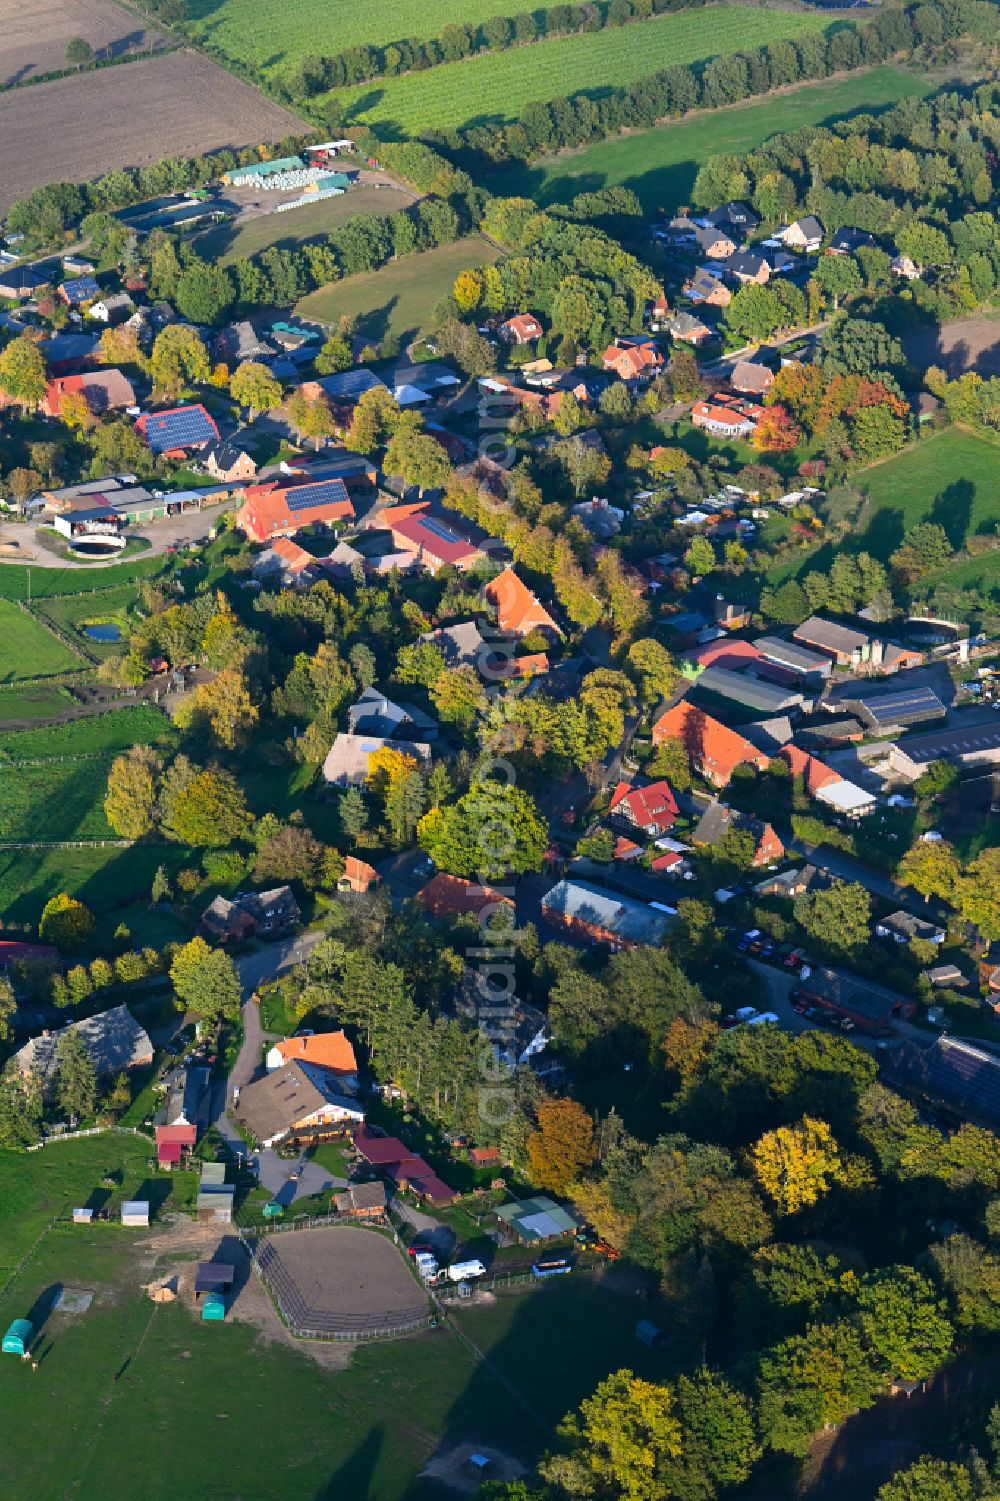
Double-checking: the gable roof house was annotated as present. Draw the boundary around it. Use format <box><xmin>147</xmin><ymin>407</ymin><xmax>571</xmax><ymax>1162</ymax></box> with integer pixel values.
<box><xmin>540</xmin><ymin>879</ymin><xmax>674</xmax><ymax>950</ymax></box>
<box><xmin>266</xmin><ymin>1030</ymin><xmax>358</xmax><ymax>1083</ymax></box>
<box><xmin>0</xmin><ymin>264</ymin><xmax>50</xmax><ymax>300</ymax></box>
<box><xmin>701</xmin><ymin>201</ymin><xmax>759</xmax><ymax>234</ymax></box>
<box><xmin>793</xmin><ymin>615</ymin><xmax>870</xmax><ymax>667</ymax></box>
<box><xmin>652</xmin><ymin>701</ymin><xmax>770</xmax><ymax>787</ymax></box>
<box><xmin>693</xmin><ymin>225</ymin><xmax>737</xmax><ymax>259</ymax></box>
<box><xmin>57</xmin><ymin>274</ymin><xmax>101</xmax><ymax>308</ymax></box>
<box><xmin>416</xmin><ymin>873</ymin><xmax>515</xmax><ymax>920</ymax></box>
<box><xmin>389</xmin><ymin>512</ymin><xmax>486</xmax><ymax>573</ymax></box>
<box><xmin>483</xmin><ymin>566</ymin><xmax>562</xmax><ymax>639</ymax></box>
<box><xmin>204</xmin><ymin>436</ymin><xmax>258</xmax><ymax>483</ymax></box>
<box><xmin>875</xmin><ymin>910</ymin><xmax>946</xmax><ymax>945</ymax></box>
<box><xmin>777</xmin><ymin>216</ymin><xmax>824</xmax><ymax>252</ymax></box>
<box><xmin>420</xmin><ymin>619</ymin><xmax>489</xmax><ymax>669</ymax></box>
<box><xmin>691</xmin><ymin>395</ymin><xmax>762</xmax><ymax>437</ymax></box>
<box><xmin>692</xmin><ymin>801</ymin><xmax>784</xmax><ymax>866</ymax></box>
<box><xmin>136</xmin><ymin>404</ymin><xmax>219</xmax><ymax>458</ymax></box>
<box><xmin>608</xmin><ymin>779</ymin><xmax>679</xmax><ymax>837</ymax></box>
<box><xmin>87</xmin><ymin>292</ymin><xmax>134</xmax><ymax>324</ymax></box>
<box><xmin>892</xmin><ymin>254</ymin><xmax>921</xmax><ymax>280</ymax></box>
<box><xmin>668</xmin><ymin>311</ymin><xmax>712</xmax><ymax>345</ymax></box>
<box><xmin>236</xmin><ymin>1060</ymin><xmax>364</xmax><ymax>1148</ymax></box>
<box><xmin>725</xmin><ymin>251</ymin><xmax>771</xmax><ymax>285</ymax></box>
<box><xmin>236</xmin><ymin>478</ymin><xmax>355</xmax><ymax>542</ymax></box>
<box><xmin>41</xmin><ymin>369</ymin><xmax>136</xmax><ymax>418</ymax></box>
<box><xmin>15</xmin><ymin>1005</ymin><xmax>153</xmax><ymax>1087</ymax></box>
<box><xmin>827</xmin><ymin>227</ymin><xmax>877</xmax><ymax>257</ymax></box>
<box><xmin>201</xmin><ymin>886</ymin><xmax>300</xmax><ymax>942</ymax></box>
<box><xmin>729</xmin><ymin>361</ymin><xmax>774</xmax><ymax>396</ymax></box>
<box><xmin>602</xmin><ymin>337</ymin><xmax>664</xmax><ymax>384</ymax></box>
<box><xmin>340</xmin><ymin>854</ymin><xmax>380</xmax><ymax>894</ymax></box>
<box><xmin>251</xmin><ymin>536</ymin><xmax>320</xmax><ymax>588</ymax></box>
<box><xmin>500</xmin><ymin>313</ymin><xmax>543</xmax><ymax>344</ymax></box>
<box><xmin>322</xmin><ymin>733</ymin><xmax>431</xmax><ymax>787</ymax></box>
<box><xmin>211</xmin><ymin>320</ymin><xmax>275</xmax><ymax>365</ymax></box>
<box><xmin>684</xmin><ymin>267</ymin><xmax>732</xmax><ymax>307</ymax></box>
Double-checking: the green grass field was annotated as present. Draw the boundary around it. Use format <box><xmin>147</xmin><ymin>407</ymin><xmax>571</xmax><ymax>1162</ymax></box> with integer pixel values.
<box><xmin>0</xmin><ymin>557</ymin><xmax>165</xmax><ymax>603</ymax></box>
<box><xmin>766</xmin><ymin>426</ymin><xmax>1000</xmax><ymax>590</ymax></box>
<box><xmin>195</xmin><ymin>183</ymin><xmax>417</xmax><ymax>264</ymax></box>
<box><xmin>0</xmin><ymin>600</ymin><xmax>83</xmax><ymax>684</ymax></box>
<box><xmin>0</xmin><ymin>685</ymin><xmax>75</xmax><ymax>723</ymax></box>
<box><xmin>0</xmin><ymin>705</ymin><xmax>177</xmax><ymax>764</ymax></box>
<box><xmin>489</xmin><ymin>64</ymin><xmax>933</xmax><ymax>212</ymax></box>
<box><xmin>330</xmin><ymin>8</ymin><xmax>834</xmax><ymax>133</ymax></box>
<box><xmin>297</xmin><ymin>234</ymin><xmax>502</xmax><ymax>342</ymax></box>
<box><xmin>0</xmin><ymin>1133</ymin><xmax>691</xmax><ymax>1499</ymax></box>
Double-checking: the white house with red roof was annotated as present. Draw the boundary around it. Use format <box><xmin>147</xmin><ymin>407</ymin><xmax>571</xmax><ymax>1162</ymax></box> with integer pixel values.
<box><xmin>608</xmin><ymin>779</ymin><xmax>679</xmax><ymax>837</ymax></box>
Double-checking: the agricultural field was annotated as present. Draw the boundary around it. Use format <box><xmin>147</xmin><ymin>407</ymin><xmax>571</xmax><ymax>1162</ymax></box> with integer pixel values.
<box><xmin>186</xmin><ymin>0</ymin><xmax>577</xmax><ymax>72</ymax></box>
<box><xmin>0</xmin><ymin>685</ymin><xmax>76</xmax><ymax>724</ymax></box>
<box><xmin>0</xmin><ymin>703</ymin><xmax>177</xmax><ymax>763</ymax></box>
<box><xmin>297</xmin><ymin>234</ymin><xmax>502</xmax><ymax>343</ymax></box>
<box><xmin>0</xmin><ymin>49</ymin><xmax>306</xmax><ymax>213</ymax></box>
<box><xmin>329</xmin><ymin>8</ymin><xmax>835</xmax><ymax>133</ymax></box>
<box><xmin>489</xmin><ymin>64</ymin><xmax>934</xmax><ymax>213</ymax></box>
<box><xmin>0</xmin><ymin>557</ymin><xmax>165</xmax><ymax>604</ymax></box>
<box><xmin>769</xmin><ymin>427</ymin><xmax>1000</xmax><ymax>589</ymax></box>
<box><xmin>0</xmin><ymin>0</ymin><xmax>169</xmax><ymax>88</ymax></box>
<box><xmin>0</xmin><ymin>599</ymin><xmax>83</xmax><ymax>683</ymax></box>
<box><xmin>902</xmin><ymin>312</ymin><xmax>1000</xmax><ymax>379</ymax></box>
<box><xmin>195</xmin><ymin>183</ymin><xmax>418</xmax><ymax>264</ymax></box>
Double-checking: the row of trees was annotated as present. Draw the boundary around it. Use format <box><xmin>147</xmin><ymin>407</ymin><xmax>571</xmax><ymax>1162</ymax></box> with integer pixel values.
<box><xmin>284</xmin><ymin>0</ymin><xmax>707</xmax><ymax>98</ymax></box>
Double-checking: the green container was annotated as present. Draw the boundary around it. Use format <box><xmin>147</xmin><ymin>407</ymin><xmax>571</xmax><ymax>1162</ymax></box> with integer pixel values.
<box><xmin>262</xmin><ymin>1201</ymin><xmax>284</xmax><ymax>1220</ymax></box>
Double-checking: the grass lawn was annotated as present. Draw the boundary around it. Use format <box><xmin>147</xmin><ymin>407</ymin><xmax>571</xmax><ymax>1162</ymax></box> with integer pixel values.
<box><xmin>0</xmin><ymin>843</ymin><xmax>190</xmax><ymax>929</ymax></box>
<box><xmin>0</xmin><ymin>1134</ymin><xmax>174</xmax><ymax>1282</ymax></box>
<box><xmin>488</xmin><ymin>64</ymin><xmax>933</xmax><ymax>213</ymax></box>
<box><xmin>330</xmin><ymin>8</ymin><xmax>834</xmax><ymax>134</ymax></box>
<box><xmin>771</xmin><ymin>427</ymin><xmax>1000</xmax><ymax>588</ymax></box>
<box><xmin>0</xmin><ymin>556</ymin><xmax>165</xmax><ymax>603</ymax></box>
<box><xmin>0</xmin><ymin>1135</ymin><xmax>707</xmax><ymax>1498</ymax></box>
<box><xmin>0</xmin><ymin>684</ymin><xmax>76</xmax><ymax>722</ymax></box>
<box><xmin>0</xmin><ymin>704</ymin><xmax>177</xmax><ymax>763</ymax></box>
<box><xmin>0</xmin><ymin>599</ymin><xmax>83</xmax><ymax>683</ymax></box>
<box><xmin>195</xmin><ymin>184</ymin><xmax>417</xmax><ymax>263</ymax></box>
<box><xmin>297</xmin><ymin>235</ymin><xmax>501</xmax><ymax>342</ymax></box>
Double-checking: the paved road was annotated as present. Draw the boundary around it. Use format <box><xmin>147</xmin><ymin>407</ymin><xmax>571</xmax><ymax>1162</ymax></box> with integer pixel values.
<box><xmin>212</xmin><ymin>927</ymin><xmax>334</xmax><ymax>1205</ymax></box>
<box><xmin>787</xmin><ymin>839</ymin><xmax>951</xmax><ymax>927</ymax></box>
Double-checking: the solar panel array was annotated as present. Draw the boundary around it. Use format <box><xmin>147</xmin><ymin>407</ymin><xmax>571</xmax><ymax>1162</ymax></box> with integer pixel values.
<box><xmin>62</xmin><ymin>276</ymin><xmax>100</xmax><ymax>304</ymax></box>
<box><xmin>318</xmin><ymin>369</ymin><xmax>386</xmax><ymax>401</ymax></box>
<box><xmin>142</xmin><ymin>406</ymin><xmax>216</xmax><ymax>452</ymax></box>
<box><xmin>866</xmin><ymin>686</ymin><xmax>945</xmax><ymax>723</ymax></box>
<box><xmin>418</xmin><ymin>515</ymin><xmax>463</xmax><ymax>544</ymax></box>
<box><xmin>926</xmin><ymin>1040</ymin><xmax>1000</xmax><ymax>1127</ymax></box>
<box><xmin>284</xmin><ymin>478</ymin><xmax>350</xmax><ymax>514</ymax></box>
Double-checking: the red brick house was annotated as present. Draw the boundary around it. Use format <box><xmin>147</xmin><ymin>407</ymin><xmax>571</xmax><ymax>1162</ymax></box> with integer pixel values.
<box><xmin>483</xmin><ymin>566</ymin><xmax>561</xmax><ymax>639</ymax></box>
<box><xmin>692</xmin><ymin>800</ymin><xmax>784</xmax><ymax>866</ymax></box>
<box><xmin>341</xmin><ymin>855</ymin><xmax>380</xmax><ymax>893</ymax></box>
<box><xmin>237</xmin><ymin>478</ymin><xmax>355</xmax><ymax>543</ymax></box>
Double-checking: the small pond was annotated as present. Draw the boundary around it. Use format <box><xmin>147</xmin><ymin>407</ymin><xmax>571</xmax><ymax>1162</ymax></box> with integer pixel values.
<box><xmin>82</xmin><ymin>623</ymin><xmax>122</xmax><ymax>643</ymax></box>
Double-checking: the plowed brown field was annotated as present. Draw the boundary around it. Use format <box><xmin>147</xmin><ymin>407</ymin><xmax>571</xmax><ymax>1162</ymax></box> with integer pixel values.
<box><xmin>0</xmin><ymin>0</ymin><xmax>168</xmax><ymax>87</ymax></box>
<box><xmin>0</xmin><ymin>49</ymin><xmax>306</xmax><ymax>212</ymax></box>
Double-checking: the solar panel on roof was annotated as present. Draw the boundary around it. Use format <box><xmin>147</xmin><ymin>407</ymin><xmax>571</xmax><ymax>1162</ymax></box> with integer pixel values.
<box><xmin>142</xmin><ymin>407</ymin><xmax>216</xmax><ymax>452</ymax></box>
<box><xmin>284</xmin><ymin>478</ymin><xmax>350</xmax><ymax>513</ymax></box>
<box><xmin>418</xmin><ymin>516</ymin><xmax>462</xmax><ymax>543</ymax></box>
<box><xmin>319</xmin><ymin>369</ymin><xmax>385</xmax><ymax>400</ymax></box>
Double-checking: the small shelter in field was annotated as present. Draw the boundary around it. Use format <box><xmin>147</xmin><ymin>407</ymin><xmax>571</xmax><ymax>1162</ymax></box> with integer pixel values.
<box><xmin>195</xmin><ymin>1262</ymin><xmax>235</xmax><ymax>1301</ymax></box>
<box><xmin>2</xmin><ymin>1319</ymin><xmax>32</xmax><ymax>1355</ymax></box>
<box><xmin>121</xmin><ymin>1200</ymin><xmax>150</xmax><ymax>1227</ymax></box>
<box><xmin>72</xmin><ymin>1207</ymin><xmax>94</xmax><ymax>1224</ymax></box>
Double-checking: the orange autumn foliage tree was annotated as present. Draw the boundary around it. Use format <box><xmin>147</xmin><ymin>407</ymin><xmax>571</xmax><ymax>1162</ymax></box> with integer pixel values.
<box><xmin>526</xmin><ymin>1096</ymin><xmax>597</xmax><ymax>1195</ymax></box>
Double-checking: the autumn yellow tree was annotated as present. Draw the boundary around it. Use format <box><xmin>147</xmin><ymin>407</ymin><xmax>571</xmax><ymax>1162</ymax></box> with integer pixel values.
<box><xmin>173</xmin><ymin>667</ymin><xmax>257</xmax><ymax>749</ymax></box>
<box><xmin>452</xmin><ymin>269</ymin><xmax>483</xmax><ymax>313</ymax></box>
<box><xmin>366</xmin><ymin>745</ymin><xmax>418</xmax><ymax>796</ymax></box>
<box><xmin>542</xmin><ymin>1370</ymin><xmax>681</xmax><ymax>1501</ymax></box>
<box><xmin>104</xmin><ymin>745</ymin><xmax>162</xmax><ymax>838</ymax></box>
<box><xmin>59</xmin><ymin>389</ymin><xmax>96</xmax><ymax>432</ymax></box>
<box><xmin>662</xmin><ymin>1016</ymin><xmax>720</xmax><ymax>1085</ymax></box>
<box><xmin>526</xmin><ymin>1096</ymin><xmax>596</xmax><ymax>1195</ymax></box>
<box><xmin>751</xmin><ymin>1116</ymin><xmax>845</xmax><ymax>1215</ymax></box>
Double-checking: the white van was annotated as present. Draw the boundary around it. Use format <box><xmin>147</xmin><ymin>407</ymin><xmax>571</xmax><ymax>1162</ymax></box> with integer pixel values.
<box><xmin>446</xmin><ymin>1260</ymin><xmax>487</xmax><ymax>1283</ymax></box>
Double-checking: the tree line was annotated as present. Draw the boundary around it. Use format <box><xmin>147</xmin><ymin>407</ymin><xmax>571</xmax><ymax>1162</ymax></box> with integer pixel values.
<box><xmin>283</xmin><ymin>0</ymin><xmax>708</xmax><ymax>100</ymax></box>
